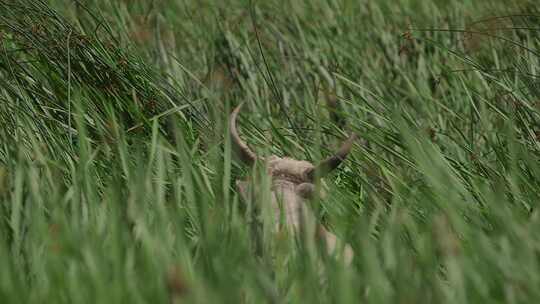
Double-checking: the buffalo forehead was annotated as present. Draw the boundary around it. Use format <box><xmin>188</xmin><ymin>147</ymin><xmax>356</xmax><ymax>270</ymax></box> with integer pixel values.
<box><xmin>266</xmin><ymin>156</ymin><xmax>314</xmax><ymax>179</ymax></box>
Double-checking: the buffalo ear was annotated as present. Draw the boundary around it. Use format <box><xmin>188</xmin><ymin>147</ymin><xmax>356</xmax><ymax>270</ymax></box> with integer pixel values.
<box><xmin>296</xmin><ymin>183</ymin><xmax>315</xmax><ymax>200</ymax></box>
<box><xmin>236</xmin><ymin>180</ymin><xmax>250</xmax><ymax>203</ymax></box>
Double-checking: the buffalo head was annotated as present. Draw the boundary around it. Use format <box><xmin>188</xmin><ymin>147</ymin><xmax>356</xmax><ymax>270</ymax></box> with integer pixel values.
<box><xmin>230</xmin><ymin>103</ymin><xmax>356</xmax><ymax>263</ymax></box>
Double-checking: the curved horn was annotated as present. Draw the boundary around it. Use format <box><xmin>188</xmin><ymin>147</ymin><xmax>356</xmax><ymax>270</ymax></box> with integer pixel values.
<box><xmin>305</xmin><ymin>133</ymin><xmax>357</xmax><ymax>181</ymax></box>
<box><xmin>230</xmin><ymin>103</ymin><xmax>257</xmax><ymax>166</ymax></box>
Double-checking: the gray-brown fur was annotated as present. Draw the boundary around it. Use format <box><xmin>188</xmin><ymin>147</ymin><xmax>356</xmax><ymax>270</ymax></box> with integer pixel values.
<box><xmin>230</xmin><ymin>103</ymin><xmax>356</xmax><ymax>263</ymax></box>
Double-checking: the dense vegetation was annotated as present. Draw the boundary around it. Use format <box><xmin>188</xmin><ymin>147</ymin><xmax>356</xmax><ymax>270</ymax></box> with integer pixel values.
<box><xmin>1</xmin><ymin>0</ymin><xmax>539</xmax><ymax>303</ymax></box>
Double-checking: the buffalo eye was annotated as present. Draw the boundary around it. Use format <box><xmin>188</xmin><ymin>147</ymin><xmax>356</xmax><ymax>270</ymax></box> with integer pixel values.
<box><xmin>296</xmin><ymin>183</ymin><xmax>315</xmax><ymax>200</ymax></box>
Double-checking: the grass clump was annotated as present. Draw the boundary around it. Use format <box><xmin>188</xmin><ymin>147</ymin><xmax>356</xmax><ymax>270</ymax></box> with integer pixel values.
<box><xmin>1</xmin><ymin>0</ymin><xmax>540</xmax><ymax>303</ymax></box>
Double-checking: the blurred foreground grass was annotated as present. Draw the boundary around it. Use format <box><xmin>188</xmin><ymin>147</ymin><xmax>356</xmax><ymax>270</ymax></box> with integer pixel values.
<box><xmin>1</xmin><ymin>0</ymin><xmax>540</xmax><ymax>303</ymax></box>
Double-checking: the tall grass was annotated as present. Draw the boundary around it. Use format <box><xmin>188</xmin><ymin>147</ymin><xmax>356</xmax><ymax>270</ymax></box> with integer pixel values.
<box><xmin>1</xmin><ymin>0</ymin><xmax>540</xmax><ymax>303</ymax></box>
